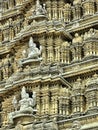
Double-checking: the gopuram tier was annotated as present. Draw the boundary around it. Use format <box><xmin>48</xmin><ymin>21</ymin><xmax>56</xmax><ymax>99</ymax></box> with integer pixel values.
<box><xmin>0</xmin><ymin>0</ymin><xmax>98</xmax><ymax>130</ymax></box>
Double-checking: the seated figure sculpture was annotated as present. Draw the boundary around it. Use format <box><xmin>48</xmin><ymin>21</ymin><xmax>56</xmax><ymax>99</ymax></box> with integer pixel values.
<box><xmin>8</xmin><ymin>87</ymin><xmax>36</xmax><ymax>124</ymax></box>
<box><xmin>19</xmin><ymin>86</ymin><xmax>36</xmax><ymax>114</ymax></box>
<box><xmin>72</xmin><ymin>33</ymin><xmax>83</xmax><ymax>44</ymax></box>
<box><xmin>22</xmin><ymin>37</ymin><xmax>42</xmax><ymax>60</ymax></box>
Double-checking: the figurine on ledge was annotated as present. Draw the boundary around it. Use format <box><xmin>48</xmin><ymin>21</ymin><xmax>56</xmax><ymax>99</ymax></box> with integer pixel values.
<box><xmin>22</xmin><ymin>36</ymin><xmax>42</xmax><ymax>61</ymax></box>
<box><xmin>33</xmin><ymin>0</ymin><xmax>47</xmax><ymax>16</ymax></box>
<box><xmin>8</xmin><ymin>87</ymin><xmax>36</xmax><ymax>124</ymax></box>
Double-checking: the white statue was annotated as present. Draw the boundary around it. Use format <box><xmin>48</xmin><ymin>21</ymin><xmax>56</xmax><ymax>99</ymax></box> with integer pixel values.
<box><xmin>8</xmin><ymin>87</ymin><xmax>37</xmax><ymax>124</ymax></box>
<box><xmin>19</xmin><ymin>87</ymin><xmax>36</xmax><ymax>114</ymax></box>
<box><xmin>28</xmin><ymin>37</ymin><xmax>42</xmax><ymax>59</ymax></box>
<box><xmin>34</xmin><ymin>0</ymin><xmax>47</xmax><ymax>15</ymax></box>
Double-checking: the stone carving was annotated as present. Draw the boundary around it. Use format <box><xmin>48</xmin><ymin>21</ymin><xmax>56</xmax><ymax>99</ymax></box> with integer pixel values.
<box><xmin>8</xmin><ymin>87</ymin><xmax>36</xmax><ymax>124</ymax></box>
<box><xmin>12</xmin><ymin>96</ymin><xmax>18</xmax><ymax>111</ymax></box>
<box><xmin>72</xmin><ymin>121</ymin><xmax>81</xmax><ymax>130</ymax></box>
<box><xmin>3</xmin><ymin>54</ymin><xmax>12</xmax><ymax>80</ymax></box>
<box><xmin>72</xmin><ymin>33</ymin><xmax>83</xmax><ymax>44</ymax></box>
<box><xmin>22</xmin><ymin>37</ymin><xmax>42</xmax><ymax>59</ymax></box>
<box><xmin>33</xmin><ymin>0</ymin><xmax>47</xmax><ymax>16</ymax></box>
<box><xmin>83</xmin><ymin>28</ymin><xmax>98</xmax><ymax>40</ymax></box>
<box><xmin>5</xmin><ymin>65</ymin><xmax>23</xmax><ymax>86</ymax></box>
<box><xmin>73</xmin><ymin>0</ymin><xmax>81</xmax><ymax>5</ymax></box>
<box><xmin>19</xmin><ymin>86</ymin><xmax>36</xmax><ymax>114</ymax></box>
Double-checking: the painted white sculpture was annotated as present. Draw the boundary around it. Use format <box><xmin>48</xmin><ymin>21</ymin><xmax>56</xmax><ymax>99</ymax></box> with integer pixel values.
<box><xmin>22</xmin><ymin>37</ymin><xmax>42</xmax><ymax>60</ymax></box>
<box><xmin>8</xmin><ymin>87</ymin><xmax>37</xmax><ymax>124</ymax></box>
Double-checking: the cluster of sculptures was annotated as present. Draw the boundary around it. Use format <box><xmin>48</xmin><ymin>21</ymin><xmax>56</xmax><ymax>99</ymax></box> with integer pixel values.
<box><xmin>0</xmin><ymin>16</ymin><xmax>23</xmax><ymax>43</ymax></box>
<box><xmin>5</xmin><ymin>36</ymin><xmax>43</xmax><ymax>85</ymax></box>
<box><xmin>8</xmin><ymin>87</ymin><xmax>36</xmax><ymax>124</ymax></box>
<box><xmin>72</xmin><ymin>28</ymin><xmax>98</xmax><ymax>44</ymax></box>
<box><xmin>33</xmin><ymin>0</ymin><xmax>47</xmax><ymax>16</ymax></box>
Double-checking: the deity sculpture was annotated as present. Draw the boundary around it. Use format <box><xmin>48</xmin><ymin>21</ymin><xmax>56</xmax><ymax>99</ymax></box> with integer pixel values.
<box><xmin>72</xmin><ymin>121</ymin><xmax>81</xmax><ymax>130</ymax></box>
<box><xmin>19</xmin><ymin>87</ymin><xmax>36</xmax><ymax>113</ymax></box>
<box><xmin>2</xmin><ymin>54</ymin><xmax>12</xmax><ymax>80</ymax></box>
<box><xmin>33</xmin><ymin>0</ymin><xmax>47</xmax><ymax>16</ymax></box>
<box><xmin>72</xmin><ymin>33</ymin><xmax>83</xmax><ymax>44</ymax></box>
<box><xmin>87</xmin><ymin>28</ymin><xmax>95</xmax><ymax>39</ymax></box>
<box><xmin>22</xmin><ymin>37</ymin><xmax>42</xmax><ymax>60</ymax></box>
<box><xmin>8</xmin><ymin>87</ymin><xmax>37</xmax><ymax>124</ymax></box>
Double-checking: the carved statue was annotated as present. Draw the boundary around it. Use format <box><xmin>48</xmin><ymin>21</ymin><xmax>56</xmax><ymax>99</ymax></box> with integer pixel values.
<box><xmin>27</xmin><ymin>37</ymin><xmax>42</xmax><ymax>59</ymax></box>
<box><xmin>73</xmin><ymin>0</ymin><xmax>81</xmax><ymax>5</ymax></box>
<box><xmin>8</xmin><ymin>87</ymin><xmax>37</xmax><ymax>124</ymax></box>
<box><xmin>72</xmin><ymin>33</ymin><xmax>83</xmax><ymax>44</ymax></box>
<box><xmin>12</xmin><ymin>96</ymin><xmax>18</xmax><ymax>111</ymax></box>
<box><xmin>19</xmin><ymin>87</ymin><xmax>36</xmax><ymax>114</ymax></box>
<box><xmin>33</xmin><ymin>0</ymin><xmax>47</xmax><ymax>16</ymax></box>
<box><xmin>19</xmin><ymin>93</ymin><xmax>32</xmax><ymax>112</ymax></box>
<box><xmin>72</xmin><ymin>121</ymin><xmax>81</xmax><ymax>130</ymax></box>
<box><xmin>87</xmin><ymin>28</ymin><xmax>95</xmax><ymax>39</ymax></box>
<box><xmin>22</xmin><ymin>49</ymin><xmax>27</xmax><ymax>58</ymax></box>
<box><xmin>3</xmin><ymin>54</ymin><xmax>11</xmax><ymax>79</ymax></box>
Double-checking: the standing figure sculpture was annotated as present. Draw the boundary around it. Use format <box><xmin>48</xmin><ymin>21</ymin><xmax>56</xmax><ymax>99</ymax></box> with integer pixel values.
<box><xmin>12</xmin><ymin>96</ymin><xmax>18</xmax><ymax>111</ymax></box>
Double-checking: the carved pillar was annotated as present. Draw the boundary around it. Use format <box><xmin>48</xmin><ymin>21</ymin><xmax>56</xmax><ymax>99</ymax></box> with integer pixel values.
<box><xmin>41</xmin><ymin>84</ymin><xmax>50</xmax><ymax>116</ymax></box>
<box><xmin>3</xmin><ymin>1</ymin><xmax>8</xmax><ymax>12</ymax></box>
<box><xmin>40</xmin><ymin>36</ymin><xmax>46</xmax><ymax>63</ymax></box>
<box><xmin>72</xmin><ymin>4</ymin><xmax>82</xmax><ymax>21</ymax></box>
<box><xmin>0</xmin><ymin>1</ymin><xmax>3</xmax><ymax>17</ymax></box>
<box><xmin>59</xmin><ymin>88</ymin><xmax>71</xmax><ymax>116</ymax></box>
<box><xmin>50</xmin><ymin>84</ymin><xmax>59</xmax><ymax>115</ymax></box>
<box><xmin>85</xmin><ymin>74</ymin><xmax>98</xmax><ymax>113</ymax></box>
<box><xmin>54</xmin><ymin>35</ymin><xmax>62</xmax><ymax>62</ymax></box>
<box><xmin>63</xmin><ymin>3</ymin><xmax>71</xmax><ymax>23</ymax></box>
<box><xmin>60</xmin><ymin>42</ymin><xmax>70</xmax><ymax>64</ymax></box>
<box><xmin>16</xmin><ymin>0</ymin><xmax>21</xmax><ymax>6</ymax></box>
<box><xmin>82</xmin><ymin>0</ymin><xmax>95</xmax><ymax>17</ymax></box>
<box><xmin>3</xmin><ymin>28</ymin><xmax>9</xmax><ymax>42</ymax></box>
<box><xmin>46</xmin><ymin>0</ymin><xmax>52</xmax><ymax>20</ymax></box>
<box><xmin>0</xmin><ymin>30</ymin><xmax>3</xmax><ymax>43</ymax></box>
<box><xmin>8</xmin><ymin>0</ymin><xmax>15</xmax><ymax>9</ymax></box>
<box><xmin>36</xmin><ymin>86</ymin><xmax>41</xmax><ymax>116</ymax></box>
<box><xmin>59</xmin><ymin>97</ymin><xmax>70</xmax><ymax>116</ymax></box>
<box><xmin>83</xmin><ymin>40</ymin><xmax>98</xmax><ymax>58</ymax></box>
<box><xmin>47</xmin><ymin>35</ymin><xmax>54</xmax><ymax>63</ymax></box>
<box><xmin>96</xmin><ymin>0</ymin><xmax>98</xmax><ymax>13</ymax></box>
<box><xmin>2</xmin><ymin>96</ymin><xmax>14</xmax><ymax>126</ymax></box>
<box><xmin>51</xmin><ymin>0</ymin><xmax>57</xmax><ymax>20</ymax></box>
<box><xmin>71</xmin><ymin>78</ymin><xmax>85</xmax><ymax>115</ymax></box>
<box><xmin>58</xmin><ymin>0</ymin><xmax>64</xmax><ymax>20</ymax></box>
<box><xmin>55</xmin><ymin>46</ymin><xmax>60</xmax><ymax>62</ymax></box>
<box><xmin>0</xmin><ymin>60</ymin><xmax>3</xmax><ymax>81</ymax></box>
